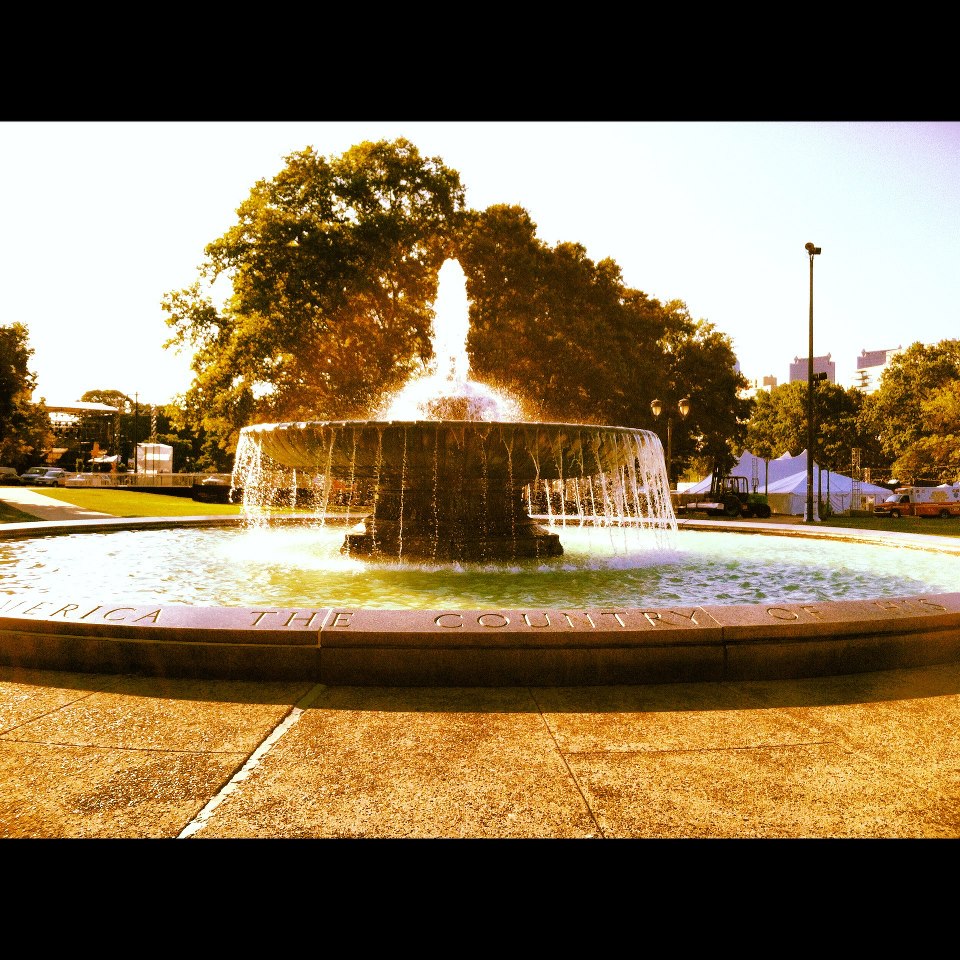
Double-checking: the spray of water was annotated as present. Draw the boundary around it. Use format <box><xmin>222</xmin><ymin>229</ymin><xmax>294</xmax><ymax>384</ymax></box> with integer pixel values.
<box><xmin>233</xmin><ymin>258</ymin><xmax>676</xmax><ymax>562</ymax></box>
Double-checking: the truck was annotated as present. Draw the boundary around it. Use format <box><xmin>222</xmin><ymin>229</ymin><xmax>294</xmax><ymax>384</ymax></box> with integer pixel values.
<box><xmin>677</xmin><ymin>472</ymin><xmax>772</xmax><ymax>519</ymax></box>
<box><xmin>873</xmin><ymin>485</ymin><xmax>960</xmax><ymax>519</ymax></box>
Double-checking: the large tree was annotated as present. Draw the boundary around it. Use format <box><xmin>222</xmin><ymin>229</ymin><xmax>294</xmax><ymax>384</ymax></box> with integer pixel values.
<box><xmin>0</xmin><ymin>323</ymin><xmax>52</xmax><ymax>468</ymax></box>
<box><xmin>163</xmin><ymin>139</ymin><xmax>753</xmax><ymax>479</ymax></box>
<box><xmin>458</xmin><ymin>205</ymin><xmax>745</xmax><ymax>479</ymax></box>
<box><xmin>746</xmin><ymin>380</ymin><xmax>880</xmax><ymax>481</ymax></box>
<box><xmin>861</xmin><ymin>339</ymin><xmax>960</xmax><ymax>483</ymax></box>
<box><xmin>163</xmin><ymin>138</ymin><xmax>467</xmax><ymax>457</ymax></box>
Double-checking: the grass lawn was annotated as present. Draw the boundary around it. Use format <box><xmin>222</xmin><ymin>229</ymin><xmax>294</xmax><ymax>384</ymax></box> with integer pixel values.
<box><xmin>3</xmin><ymin>489</ymin><xmax>245</xmax><ymax>520</ymax></box>
<box><xmin>2</xmin><ymin>490</ymin><xmax>959</xmax><ymax>537</ymax></box>
<box><xmin>808</xmin><ymin>513</ymin><xmax>960</xmax><ymax>538</ymax></box>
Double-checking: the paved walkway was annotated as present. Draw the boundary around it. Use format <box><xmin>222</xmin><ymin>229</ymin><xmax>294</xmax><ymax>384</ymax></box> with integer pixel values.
<box><xmin>0</xmin><ymin>487</ymin><xmax>113</xmax><ymax>522</ymax></box>
<box><xmin>2</xmin><ymin>660</ymin><xmax>959</xmax><ymax>838</ymax></box>
<box><xmin>3</xmin><ymin>492</ymin><xmax>959</xmax><ymax>838</ymax></box>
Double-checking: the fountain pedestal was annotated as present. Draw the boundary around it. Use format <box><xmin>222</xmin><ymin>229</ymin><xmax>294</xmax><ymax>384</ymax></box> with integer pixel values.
<box><xmin>343</xmin><ymin>478</ymin><xmax>562</xmax><ymax>560</ymax></box>
<box><xmin>235</xmin><ymin>419</ymin><xmax>673</xmax><ymax>562</ymax></box>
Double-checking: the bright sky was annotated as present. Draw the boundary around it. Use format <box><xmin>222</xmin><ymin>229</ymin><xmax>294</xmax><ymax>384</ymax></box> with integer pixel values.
<box><xmin>3</xmin><ymin>120</ymin><xmax>958</xmax><ymax>407</ymax></box>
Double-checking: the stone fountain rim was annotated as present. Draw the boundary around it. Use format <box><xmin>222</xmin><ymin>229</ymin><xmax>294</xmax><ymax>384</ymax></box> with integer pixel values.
<box><xmin>1</xmin><ymin>515</ymin><xmax>959</xmax><ymax>685</ymax></box>
<box><xmin>241</xmin><ymin>419</ymin><xmax>655</xmax><ymax>433</ymax></box>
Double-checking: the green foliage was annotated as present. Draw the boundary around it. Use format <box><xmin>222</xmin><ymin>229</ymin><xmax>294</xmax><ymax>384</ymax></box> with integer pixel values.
<box><xmin>80</xmin><ymin>389</ymin><xmax>133</xmax><ymax>412</ymax></box>
<box><xmin>861</xmin><ymin>340</ymin><xmax>960</xmax><ymax>482</ymax></box>
<box><xmin>666</xmin><ymin>312</ymin><xmax>748</xmax><ymax>476</ymax></box>
<box><xmin>0</xmin><ymin>323</ymin><xmax>53</xmax><ymax>469</ymax></box>
<box><xmin>161</xmin><ymin>137</ymin><xmax>755</xmax><ymax>473</ymax></box>
<box><xmin>163</xmin><ymin>138</ymin><xmax>467</xmax><ymax>455</ymax></box>
<box><xmin>458</xmin><ymin>206</ymin><xmax>745</xmax><ymax>478</ymax></box>
<box><xmin>746</xmin><ymin>380</ymin><xmax>880</xmax><ymax>478</ymax></box>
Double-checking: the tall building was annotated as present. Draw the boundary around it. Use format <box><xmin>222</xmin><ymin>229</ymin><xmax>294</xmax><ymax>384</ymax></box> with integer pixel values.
<box><xmin>847</xmin><ymin>347</ymin><xmax>902</xmax><ymax>393</ymax></box>
<box><xmin>789</xmin><ymin>353</ymin><xmax>835</xmax><ymax>383</ymax></box>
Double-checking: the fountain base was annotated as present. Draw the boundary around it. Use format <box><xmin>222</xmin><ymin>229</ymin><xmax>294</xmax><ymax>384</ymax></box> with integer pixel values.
<box><xmin>343</xmin><ymin>516</ymin><xmax>563</xmax><ymax>561</ymax></box>
<box><xmin>339</xmin><ymin>478</ymin><xmax>565</xmax><ymax>560</ymax></box>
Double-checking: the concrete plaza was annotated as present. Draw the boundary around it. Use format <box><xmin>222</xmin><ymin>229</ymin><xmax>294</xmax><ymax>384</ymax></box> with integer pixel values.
<box><xmin>2</xmin><ymin>660</ymin><xmax>960</xmax><ymax>839</ymax></box>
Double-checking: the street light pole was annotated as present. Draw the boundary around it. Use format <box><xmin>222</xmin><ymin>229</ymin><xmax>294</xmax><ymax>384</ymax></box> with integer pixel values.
<box><xmin>133</xmin><ymin>392</ymin><xmax>139</xmax><ymax>478</ymax></box>
<box><xmin>651</xmin><ymin>396</ymin><xmax>691</xmax><ymax>488</ymax></box>
<box><xmin>805</xmin><ymin>242</ymin><xmax>821</xmax><ymax>523</ymax></box>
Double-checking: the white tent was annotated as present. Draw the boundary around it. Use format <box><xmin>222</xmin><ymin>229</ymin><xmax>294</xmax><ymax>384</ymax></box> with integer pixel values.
<box><xmin>686</xmin><ymin>450</ymin><xmax>893</xmax><ymax>515</ymax></box>
<box><xmin>135</xmin><ymin>443</ymin><xmax>173</xmax><ymax>475</ymax></box>
<box><xmin>685</xmin><ymin>450</ymin><xmax>809</xmax><ymax>495</ymax></box>
<box><xmin>763</xmin><ymin>469</ymin><xmax>893</xmax><ymax>515</ymax></box>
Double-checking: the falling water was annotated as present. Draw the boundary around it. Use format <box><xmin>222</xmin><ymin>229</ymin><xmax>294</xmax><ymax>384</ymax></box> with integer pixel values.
<box><xmin>232</xmin><ymin>258</ymin><xmax>676</xmax><ymax>562</ymax></box>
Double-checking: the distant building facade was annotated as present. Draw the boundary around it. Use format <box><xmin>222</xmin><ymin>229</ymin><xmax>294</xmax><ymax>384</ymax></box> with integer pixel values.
<box><xmin>739</xmin><ymin>345</ymin><xmax>910</xmax><ymax>399</ymax></box>
<box><xmin>740</xmin><ymin>374</ymin><xmax>778</xmax><ymax>399</ymax></box>
<box><xmin>789</xmin><ymin>354</ymin><xmax>835</xmax><ymax>383</ymax></box>
<box><xmin>846</xmin><ymin>347</ymin><xmax>902</xmax><ymax>393</ymax></box>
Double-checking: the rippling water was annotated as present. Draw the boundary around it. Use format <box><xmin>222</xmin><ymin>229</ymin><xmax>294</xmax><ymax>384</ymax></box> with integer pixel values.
<box><xmin>0</xmin><ymin>523</ymin><xmax>957</xmax><ymax>610</ymax></box>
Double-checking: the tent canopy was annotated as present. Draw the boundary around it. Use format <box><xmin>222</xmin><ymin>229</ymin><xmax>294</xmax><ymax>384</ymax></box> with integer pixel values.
<box><xmin>135</xmin><ymin>442</ymin><xmax>173</xmax><ymax>474</ymax></box>
<box><xmin>686</xmin><ymin>451</ymin><xmax>893</xmax><ymax>515</ymax></box>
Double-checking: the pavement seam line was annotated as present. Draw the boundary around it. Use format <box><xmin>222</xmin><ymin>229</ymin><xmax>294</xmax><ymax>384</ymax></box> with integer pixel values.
<box><xmin>177</xmin><ymin>683</ymin><xmax>327</xmax><ymax>838</ymax></box>
<box><xmin>529</xmin><ymin>689</ymin><xmax>605</xmax><ymax>839</ymax></box>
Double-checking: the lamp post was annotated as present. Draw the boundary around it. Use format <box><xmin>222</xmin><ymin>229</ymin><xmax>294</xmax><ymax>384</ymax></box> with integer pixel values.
<box><xmin>651</xmin><ymin>396</ymin><xmax>691</xmax><ymax>488</ymax></box>
<box><xmin>804</xmin><ymin>242</ymin><xmax>821</xmax><ymax>523</ymax></box>
<box><xmin>133</xmin><ymin>392</ymin><xmax>139</xmax><ymax>478</ymax></box>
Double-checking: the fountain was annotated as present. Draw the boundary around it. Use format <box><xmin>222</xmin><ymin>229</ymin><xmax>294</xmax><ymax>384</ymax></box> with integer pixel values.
<box><xmin>231</xmin><ymin>260</ymin><xmax>675</xmax><ymax>563</ymax></box>
<box><xmin>1</xmin><ymin>262</ymin><xmax>959</xmax><ymax>686</ymax></box>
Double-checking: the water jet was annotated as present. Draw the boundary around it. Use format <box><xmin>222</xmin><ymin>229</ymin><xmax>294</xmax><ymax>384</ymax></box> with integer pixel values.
<box><xmin>232</xmin><ymin>261</ymin><xmax>674</xmax><ymax>563</ymax></box>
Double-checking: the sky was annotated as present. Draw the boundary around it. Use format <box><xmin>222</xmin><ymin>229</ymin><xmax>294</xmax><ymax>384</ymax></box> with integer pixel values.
<box><xmin>2</xmin><ymin>120</ymin><xmax>959</xmax><ymax>408</ymax></box>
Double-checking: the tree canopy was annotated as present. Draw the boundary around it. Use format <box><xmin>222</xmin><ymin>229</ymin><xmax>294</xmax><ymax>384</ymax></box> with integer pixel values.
<box><xmin>861</xmin><ymin>339</ymin><xmax>960</xmax><ymax>482</ymax></box>
<box><xmin>0</xmin><ymin>323</ymin><xmax>52</xmax><ymax>468</ymax></box>
<box><xmin>162</xmin><ymin>137</ymin><xmax>750</xmax><ymax>478</ymax></box>
<box><xmin>163</xmin><ymin>138</ymin><xmax>466</xmax><ymax>458</ymax></box>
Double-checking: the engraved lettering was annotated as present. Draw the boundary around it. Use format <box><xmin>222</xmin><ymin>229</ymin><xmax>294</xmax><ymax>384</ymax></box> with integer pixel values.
<box><xmin>585</xmin><ymin>613</ymin><xmax>596</xmax><ymax>628</ymax></box>
<box><xmin>329</xmin><ymin>611</ymin><xmax>353</xmax><ymax>628</ymax></box>
<box><xmin>643</xmin><ymin>609</ymin><xmax>703</xmax><ymax>627</ymax></box>
<box><xmin>799</xmin><ymin>605</ymin><xmax>824</xmax><ymax>620</ymax></box>
<box><xmin>80</xmin><ymin>605</ymin><xmax>102</xmax><ymax>619</ymax></box>
<box><xmin>250</xmin><ymin>611</ymin><xmax>278</xmax><ymax>625</ymax></box>
<box><xmin>103</xmin><ymin>607</ymin><xmax>137</xmax><ymax>622</ymax></box>
<box><xmin>50</xmin><ymin>604</ymin><xmax>81</xmax><ymax>618</ymax></box>
<box><xmin>22</xmin><ymin>603</ymin><xmax>47</xmax><ymax>616</ymax></box>
<box><xmin>522</xmin><ymin>612</ymin><xmax>551</xmax><ymax>628</ymax></box>
<box><xmin>477</xmin><ymin>613</ymin><xmax>509</xmax><ymax>628</ymax></box>
<box><xmin>767</xmin><ymin>607</ymin><xmax>800</xmax><ymax>621</ymax></box>
<box><xmin>598</xmin><ymin>611</ymin><xmax>626</xmax><ymax>627</ymax></box>
<box><xmin>916</xmin><ymin>597</ymin><xmax>947</xmax><ymax>612</ymax></box>
<box><xmin>133</xmin><ymin>610</ymin><xmax>162</xmax><ymax>624</ymax></box>
<box><xmin>435</xmin><ymin>614</ymin><xmax>463</xmax><ymax>628</ymax></box>
<box><xmin>873</xmin><ymin>599</ymin><xmax>902</xmax><ymax>611</ymax></box>
<box><xmin>284</xmin><ymin>611</ymin><xmax>320</xmax><ymax>628</ymax></box>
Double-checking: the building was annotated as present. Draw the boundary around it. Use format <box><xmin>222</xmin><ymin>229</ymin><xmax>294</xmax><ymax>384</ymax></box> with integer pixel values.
<box><xmin>846</xmin><ymin>347</ymin><xmax>902</xmax><ymax>394</ymax></box>
<box><xmin>789</xmin><ymin>354</ymin><xmax>835</xmax><ymax>383</ymax></box>
<box><xmin>742</xmin><ymin>345</ymin><xmax>910</xmax><ymax>399</ymax></box>
<box><xmin>739</xmin><ymin>374</ymin><xmax>778</xmax><ymax>400</ymax></box>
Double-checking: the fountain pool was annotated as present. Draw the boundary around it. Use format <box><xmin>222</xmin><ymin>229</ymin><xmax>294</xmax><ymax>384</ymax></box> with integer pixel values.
<box><xmin>2</xmin><ymin>520</ymin><xmax>960</xmax><ymax>610</ymax></box>
<box><xmin>1</xmin><ymin>260</ymin><xmax>959</xmax><ymax>684</ymax></box>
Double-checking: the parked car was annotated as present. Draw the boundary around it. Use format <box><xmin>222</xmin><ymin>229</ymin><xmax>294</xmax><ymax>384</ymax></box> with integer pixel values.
<box><xmin>0</xmin><ymin>467</ymin><xmax>21</xmax><ymax>485</ymax></box>
<box><xmin>31</xmin><ymin>468</ymin><xmax>68</xmax><ymax>487</ymax></box>
<box><xmin>20</xmin><ymin>466</ymin><xmax>51</xmax><ymax>484</ymax></box>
